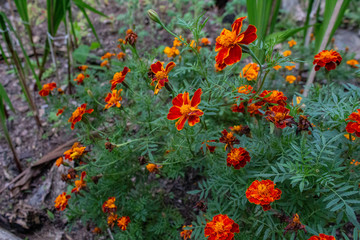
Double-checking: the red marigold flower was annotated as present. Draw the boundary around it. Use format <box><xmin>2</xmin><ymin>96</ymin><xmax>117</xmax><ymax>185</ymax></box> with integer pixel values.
<box><xmin>64</xmin><ymin>142</ymin><xmax>87</xmax><ymax>161</ymax></box>
<box><xmin>110</xmin><ymin>67</ymin><xmax>130</xmax><ymax>90</ymax></box>
<box><xmin>215</xmin><ymin>17</ymin><xmax>257</xmax><ymax>71</ymax></box>
<box><xmin>167</xmin><ymin>88</ymin><xmax>204</xmax><ymax>131</ymax></box>
<box><xmin>107</xmin><ymin>213</ymin><xmax>118</xmax><ymax>228</ymax></box>
<box><xmin>180</xmin><ymin>225</ymin><xmax>193</xmax><ymax>240</ymax></box>
<box><xmin>219</xmin><ymin>129</ymin><xmax>240</xmax><ymax>150</ymax></box>
<box><xmin>117</xmin><ymin>52</ymin><xmax>126</xmax><ymax>60</ymax></box>
<box><xmin>164</xmin><ymin>46</ymin><xmax>180</xmax><ymax>58</ymax></box>
<box><xmin>150</xmin><ymin>61</ymin><xmax>176</xmax><ymax>94</ymax></box>
<box><xmin>247</xmin><ymin>99</ymin><xmax>263</xmax><ymax>116</ymax></box>
<box><xmin>308</xmin><ymin>234</ymin><xmax>336</xmax><ymax>240</ymax></box>
<box><xmin>347</xmin><ymin>59</ymin><xmax>359</xmax><ymax>68</ymax></box>
<box><xmin>125</xmin><ymin>29</ymin><xmax>137</xmax><ymax>45</ymax></box>
<box><xmin>68</xmin><ymin>104</ymin><xmax>94</xmax><ymax>130</ymax></box>
<box><xmin>104</xmin><ymin>89</ymin><xmax>123</xmax><ymax>109</ymax></box>
<box><xmin>231</xmin><ymin>102</ymin><xmax>245</xmax><ymax>113</ymax></box>
<box><xmin>71</xmin><ymin>171</ymin><xmax>86</xmax><ymax>193</ymax></box>
<box><xmin>259</xmin><ymin>90</ymin><xmax>287</xmax><ymax>106</ymax></box>
<box><xmin>146</xmin><ymin>163</ymin><xmax>162</xmax><ymax>173</ymax></box>
<box><xmin>39</xmin><ymin>82</ymin><xmax>57</xmax><ymax>96</ymax></box>
<box><xmin>226</xmin><ymin>147</ymin><xmax>250</xmax><ymax>169</ymax></box>
<box><xmin>55</xmin><ymin>157</ymin><xmax>63</xmax><ymax>167</ymax></box>
<box><xmin>201</xmin><ymin>140</ymin><xmax>217</xmax><ymax>153</ymax></box>
<box><xmin>101</xmin><ymin>52</ymin><xmax>115</xmax><ymax>60</ymax></box>
<box><xmin>313</xmin><ymin>49</ymin><xmax>342</xmax><ymax>71</ymax></box>
<box><xmin>240</xmin><ymin>63</ymin><xmax>260</xmax><ymax>81</ymax></box>
<box><xmin>345</xmin><ymin>109</ymin><xmax>360</xmax><ymax>137</ymax></box>
<box><xmin>117</xmin><ymin>216</ymin><xmax>130</xmax><ymax>231</ymax></box>
<box><xmin>265</xmin><ymin>105</ymin><xmax>295</xmax><ymax>129</ymax></box>
<box><xmin>102</xmin><ymin>197</ymin><xmax>117</xmax><ymax>213</ymax></box>
<box><xmin>245</xmin><ymin>179</ymin><xmax>282</xmax><ymax>211</ymax></box>
<box><xmin>56</xmin><ymin>108</ymin><xmax>64</xmax><ymax>116</ymax></box>
<box><xmin>201</xmin><ymin>38</ymin><xmax>211</xmax><ymax>46</ymax></box>
<box><xmin>54</xmin><ymin>192</ymin><xmax>71</xmax><ymax>211</ymax></box>
<box><xmin>78</xmin><ymin>65</ymin><xmax>88</xmax><ymax>71</ymax></box>
<box><xmin>73</xmin><ymin>73</ymin><xmax>89</xmax><ymax>85</ymax></box>
<box><xmin>204</xmin><ymin>214</ymin><xmax>239</xmax><ymax>240</ymax></box>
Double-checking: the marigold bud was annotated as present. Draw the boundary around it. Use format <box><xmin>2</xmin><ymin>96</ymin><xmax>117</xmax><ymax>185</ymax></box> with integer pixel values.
<box><xmin>87</xmin><ymin>89</ymin><xmax>93</xmax><ymax>97</ymax></box>
<box><xmin>147</xmin><ymin>9</ymin><xmax>161</xmax><ymax>24</ymax></box>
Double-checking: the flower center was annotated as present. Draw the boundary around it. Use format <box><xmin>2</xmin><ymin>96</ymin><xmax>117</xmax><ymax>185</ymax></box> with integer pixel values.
<box><xmin>258</xmin><ymin>184</ymin><xmax>269</xmax><ymax>195</ymax></box>
<box><xmin>155</xmin><ymin>71</ymin><xmax>167</xmax><ymax>80</ymax></box>
<box><xmin>180</xmin><ymin>104</ymin><xmax>195</xmax><ymax>115</ymax></box>
<box><xmin>214</xmin><ymin>221</ymin><xmax>225</xmax><ymax>233</ymax></box>
<box><xmin>217</xmin><ymin>30</ymin><xmax>237</xmax><ymax>48</ymax></box>
<box><xmin>274</xmin><ymin>112</ymin><xmax>285</xmax><ymax>121</ymax></box>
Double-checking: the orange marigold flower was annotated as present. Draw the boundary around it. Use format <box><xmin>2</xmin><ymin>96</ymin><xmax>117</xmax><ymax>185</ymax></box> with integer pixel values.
<box><xmin>285</xmin><ymin>62</ymin><xmax>296</xmax><ymax>70</ymax></box>
<box><xmin>107</xmin><ymin>213</ymin><xmax>118</xmax><ymax>228</ymax></box>
<box><xmin>150</xmin><ymin>61</ymin><xmax>176</xmax><ymax>94</ymax></box>
<box><xmin>245</xmin><ymin>179</ymin><xmax>282</xmax><ymax>211</ymax></box>
<box><xmin>247</xmin><ymin>101</ymin><xmax>263</xmax><ymax>116</ymax></box>
<box><xmin>55</xmin><ymin>157</ymin><xmax>63</xmax><ymax>167</ymax></box>
<box><xmin>240</xmin><ymin>63</ymin><xmax>260</xmax><ymax>81</ymax></box>
<box><xmin>54</xmin><ymin>192</ymin><xmax>71</xmax><ymax>211</ymax></box>
<box><xmin>167</xmin><ymin>88</ymin><xmax>204</xmax><ymax>131</ymax></box>
<box><xmin>215</xmin><ymin>17</ymin><xmax>257</xmax><ymax>69</ymax></box>
<box><xmin>92</xmin><ymin>227</ymin><xmax>102</xmax><ymax>234</ymax></box>
<box><xmin>219</xmin><ymin>129</ymin><xmax>240</xmax><ymax>150</ymax></box>
<box><xmin>237</xmin><ymin>85</ymin><xmax>253</xmax><ymax>94</ymax></box>
<box><xmin>227</xmin><ymin>147</ymin><xmax>250</xmax><ymax>169</ymax></box>
<box><xmin>313</xmin><ymin>49</ymin><xmax>342</xmax><ymax>71</ymax></box>
<box><xmin>78</xmin><ymin>65</ymin><xmax>88</xmax><ymax>71</ymax></box>
<box><xmin>204</xmin><ymin>214</ymin><xmax>239</xmax><ymax>240</ymax></box>
<box><xmin>346</xmin><ymin>59</ymin><xmax>359</xmax><ymax>68</ymax></box>
<box><xmin>190</xmin><ymin>40</ymin><xmax>201</xmax><ymax>51</ymax></box>
<box><xmin>350</xmin><ymin>159</ymin><xmax>360</xmax><ymax>166</ymax></box>
<box><xmin>273</xmin><ymin>65</ymin><xmax>282</xmax><ymax>70</ymax></box>
<box><xmin>125</xmin><ymin>29</ymin><xmax>137</xmax><ymax>45</ymax></box>
<box><xmin>74</xmin><ymin>73</ymin><xmax>89</xmax><ymax>85</ymax></box>
<box><xmin>110</xmin><ymin>67</ymin><xmax>130</xmax><ymax>90</ymax></box>
<box><xmin>102</xmin><ymin>197</ymin><xmax>117</xmax><ymax>213</ymax></box>
<box><xmin>215</xmin><ymin>17</ymin><xmax>257</xmax><ymax>71</ymax></box>
<box><xmin>56</xmin><ymin>108</ymin><xmax>64</xmax><ymax>116</ymax></box>
<box><xmin>259</xmin><ymin>90</ymin><xmax>287</xmax><ymax>106</ymax></box>
<box><xmin>288</xmin><ymin>39</ymin><xmax>297</xmax><ymax>47</ymax></box>
<box><xmin>100</xmin><ymin>60</ymin><xmax>109</xmax><ymax>67</ymax></box>
<box><xmin>64</xmin><ymin>142</ymin><xmax>87</xmax><ymax>161</ymax></box>
<box><xmin>71</xmin><ymin>171</ymin><xmax>86</xmax><ymax>193</ymax></box>
<box><xmin>164</xmin><ymin>46</ymin><xmax>180</xmax><ymax>58</ymax></box>
<box><xmin>308</xmin><ymin>234</ymin><xmax>336</xmax><ymax>240</ymax></box>
<box><xmin>104</xmin><ymin>89</ymin><xmax>123</xmax><ymax>109</ymax></box>
<box><xmin>180</xmin><ymin>225</ymin><xmax>193</xmax><ymax>240</ymax></box>
<box><xmin>101</xmin><ymin>52</ymin><xmax>115</xmax><ymax>60</ymax></box>
<box><xmin>344</xmin><ymin>133</ymin><xmax>355</xmax><ymax>141</ymax></box>
<box><xmin>68</xmin><ymin>104</ymin><xmax>94</xmax><ymax>130</ymax></box>
<box><xmin>117</xmin><ymin>216</ymin><xmax>130</xmax><ymax>231</ymax></box>
<box><xmin>173</xmin><ymin>35</ymin><xmax>184</xmax><ymax>47</ymax></box>
<box><xmin>286</xmin><ymin>75</ymin><xmax>296</xmax><ymax>84</ymax></box>
<box><xmin>117</xmin><ymin>52</ymin><xmax>126</xmax><ymax>60</ymax></box>
<box><xmin>201</xmin><ymin>140</ymin><xmax>217</xmax><ymax>153</ymax></box>
<box><xmin>39</xmin><ymin>82</ymin><xmax>57</xmax><ymax>97</ymax></box>
<box><xmin>146</xmin><ymin>163</ymin><xmax>162</xmax><ymax>173</ymax></box>
<box><xmin>201</xmin><ymin>38</ymin><xmax>211</xmax><ymax>46</ymax></box>
<box><xmin>283</xmin><ymin>50</ymin><xmax>292</xmax><ymax>57</ymax></box>
<box><xmin>345</xmin><ymin>109</ymin><xmax>360</xmax><ymax>137</ymax></box>
<box><xmin>265</xmin><ymin>105</ymin><xmax>295</xmax><ymax>129</ymax></box>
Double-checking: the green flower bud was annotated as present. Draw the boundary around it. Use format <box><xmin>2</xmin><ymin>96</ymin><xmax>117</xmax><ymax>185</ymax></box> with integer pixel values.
<box><xmin>147</xmin><ymin>9</ymin><xmax>161</xmax><ymax>24</ymax></box>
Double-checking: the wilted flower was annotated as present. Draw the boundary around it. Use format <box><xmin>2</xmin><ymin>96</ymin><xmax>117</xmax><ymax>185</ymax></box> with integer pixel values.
<box><xmin>64</xmin><ymin>142</ymin><xmax>87</xmax><ymax>161</ymax></box>
<box><xmin>215</xmin><ymin>16</ymin><xmax>257</xmax><ymax>70</ymax></box>
<box><xmin>54</xmin><ymin>192</ymin><xmax>71</xmax><ymax>211</ymax></box>
<box><xmin>219</xmin><ymin>129</ymin><xmax>240</xmax><ymax>150</ymax></box>
<box><xmin>125</xmin><ymin>29</ymin><xmax>138</xmax><ymax>45</ymax></box>
<box><xmin>240</xmin><ymin>63</ymin><xmax>260</xmax><ymax>81</ymax></box>
<box><xmin>39</xmin><ymin>82</ymin><xmax>57</xmax><ymax>96</ymax></box>
<box><xmin>265</xmin><ymin>105</ymin><xmax>295</xmax><ymax>129</ymax></box>
<box><xmin>227</xmin><ymin>147</ymin><xmax>251</xmax><ymax>169</ymax></box>
<box><xmin>204</xmin><ymin>214</ymin><xmax>239</xmax><ymax>240</ymax></box>
<box><xmin>107</xmin><ymin>213</ymin><xmax>118</xmax><ymax>228</ymax></box>
<box><xmin>246</xmin><ymin>179</ymin><xmax>282</xmax><ymax>211</ymax></box>
<box><xmin>68</xmin><ymin>104</ymin><xmax>94</xmax><ymax>130</ymax></box>
<box><xmin>117</xmin><ymin>216</ymin><xmax>131</xmax><ymax>231</ymax></box>
<box><xmin>167</xmin><ymin>88</ymin><xmax>204</xmax><ymax>131</ymax></box>
<box><xmin>296</xmin><ymin>115</ymin><xmax>313</xmax><ymax>135</ymax></box>
<box><xmin>195</xmin><ymin>200</ymin><xmax>207</xmax><ymax>212</ymax></box>
<box><xmin>230</xmin><ymin>125</ymin><xmax>251</xmax><ymax>137</ymax></box>
<box><xmin>283</xmin><ymin>213</ymin><xmax>306</xmax><ymax>236</ymax></box>
<box><xmin>102</xmin><ymin>197</ymin><xmax>117</xmax><ymax>213</ymax></box>
<box><xmin>180</xmin><ymin>225</ymin><xmax>193</xmax><ymax>240</ymax></box>
<box><xmin>313</xmin><ymin>49</ymin><xmax>342</xmax><ymax>71</ymax></box>
<box><xmin>71</xmin><ymin>171</ymin><xmax>86</xmax><ymax>193</ymax></box>
<box><xmin>150</xmin><ymin>61</ymin><xmax>176</xmax><ymax>94</ymax></box>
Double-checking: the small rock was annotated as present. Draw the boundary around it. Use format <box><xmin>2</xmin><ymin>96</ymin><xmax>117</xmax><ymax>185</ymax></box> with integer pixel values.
<box><xmin>15</xmin><ymin>137</ymin><xmax>22</xmax><ymax>146</ymax></box>
<box><xmin>21</xmin><ymin>130</ymin><xmax>28</xmax><ymax>137</ymax></box>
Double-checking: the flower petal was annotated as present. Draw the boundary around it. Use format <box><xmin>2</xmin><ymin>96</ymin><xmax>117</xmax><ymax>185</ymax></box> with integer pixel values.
<box><xmin>224</xmin><ymin>45</ymin><xmax>242</xmax><ymax>66</ymax></box>
<box><xmin>172</xmin><ymin>93</ymin><xmax>184</xmax><ymax>107</ymax></box>
<box><xmin>121</xmin><ymin>66</ymin><xmax>130</xmax><ymax>76</ymax></box>
<box><xmin>238</xmin><ymin>25</ymin><xmax>257</xmax><ymax>45</ymax></box>
<box><xmin>175</xmin><ymin>116</ymin><xmax>188</xmax><ymax>131</ymax></box>
<box><xmin>215</xmin><ymin>47</ymin><xmax>230</xmax><ymax>65</ymax></box>
<box><xmin>191</xmin><ymin>88</ymin><xmax>202</xmax><ymax>107</ymax></box>
<box><xmin>150</xmin><ymin>61</ymin><xmax>163</xmax><ymax>73</ymax></box>
<box><xmin>231</xmin><ymin>17</ymin><xmax>246</xmax><ymax>35</ymax></box>
<box><xmin>165</xmin><ymin>61</ymin><xmax>176</xmax><ymax>74</ymax></box>
<box><xmin>167</xmin><ymin>106</ymin><xmax>182</xmax><ymax>120</ymax></box>
<box><xmin>188</xmin><ymin>115</ymin><xmax>200</xmax><ymax>126</ymax></box>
